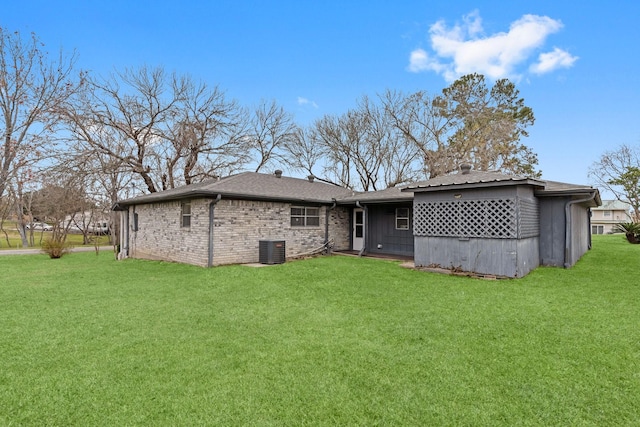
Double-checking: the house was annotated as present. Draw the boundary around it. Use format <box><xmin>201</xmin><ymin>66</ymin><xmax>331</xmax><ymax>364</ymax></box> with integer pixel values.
<box><xmin>114</xmin><ymin>167</ymin><xmax>601</xmax><ymax>277</ymax></box>
<box><xmin>60</xmin><ymin>210</ymin><xmax>111</xmax><ymax>234</ymax></box>
<box><xmin>590</xmin><ymin>200</ymin><xmax>632</xmax><ymax>234</ymax></box>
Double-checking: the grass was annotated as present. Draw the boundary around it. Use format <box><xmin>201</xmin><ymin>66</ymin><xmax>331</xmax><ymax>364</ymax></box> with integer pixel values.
<box><xmin>0</xmin><ymin>235</ymin><xmax>638</xmax><ymax>425</ymax></box>
<box><xmin>0</xmin><ymin>225</ymin><xmax>110</xmax><ymax>249</ymax></box>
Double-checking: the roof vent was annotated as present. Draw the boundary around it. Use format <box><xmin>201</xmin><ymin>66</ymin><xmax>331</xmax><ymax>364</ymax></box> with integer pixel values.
<box><xmin>274</xmin><ymin>170</ymin><xmax>283</xmax><ymax>178</ymax></box>
<box><xmin>460</xmin><ymin>164</ymin><xmax>472</xmax><ymax>175</ymax></box>
<box><xmin>308</xmin><ymin>174</ymin><xmax>315</xmax><ymax>183</ymax></box>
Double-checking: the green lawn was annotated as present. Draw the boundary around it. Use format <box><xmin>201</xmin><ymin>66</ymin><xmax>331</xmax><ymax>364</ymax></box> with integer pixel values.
<box><xmin>1</xmin><ymin>235</ymin><xmax>638</xmax><ymax>425</ymax></box>
<box><xmin>0</xmin><ymin>227</ymin><xmax>110</xmax><ymax>249</ymax></box>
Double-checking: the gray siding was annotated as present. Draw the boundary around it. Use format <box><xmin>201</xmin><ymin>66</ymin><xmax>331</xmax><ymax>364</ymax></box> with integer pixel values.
<box><xmin>413</xmin><ymin>185</ymin><xmax>540</xmax><ymax>278</ymax></box>
<box><xmin>569</xmin><ymin>203</ymin><xmax>590</xmax><ymax>266</ymax></box>
<box><xmin>532</xmin><ymin>196</ymin><xmax>593</xmax><ymax>268</ymax></box>
<box><xmin>414</xmin><ymin>236</ymin><xmax>539</xmax><ymax>277</ymax></box>
<box><xmin>366</xmin><ymin>204</ymin><xmax>414</xmax><ymax>257</ymax></box>
<box><xmin>538</xmin><ymin>197</ymin><xmax>567</xmax><ymax>267</ymax></box>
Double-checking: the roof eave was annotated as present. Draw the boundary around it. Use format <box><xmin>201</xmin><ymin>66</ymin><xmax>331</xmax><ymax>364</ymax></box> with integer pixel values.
<box><xmin>113</xmin><ymin>190</ymin><xmax>338</xmax><ymax>208</ymax></box>
<box><xmin>406</xmin><ymin>179</ymin><xmax>545</xmax><ymax>192</ymax></box>
<box><xmin>535</xmin><ymin>188</ymin><xmax>602</xmax><ymax>207</ymax></box>
<box><xmin>336</xmin><ymin>197</ymin><xmax>414</xmax><ymax>205</ymax></box>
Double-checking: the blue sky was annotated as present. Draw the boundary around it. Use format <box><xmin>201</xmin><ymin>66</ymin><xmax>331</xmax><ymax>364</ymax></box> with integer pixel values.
<box><xmin>4</xmin><ymin>0</ymin><xmax>640</xmax><ymax>191</ymax></box>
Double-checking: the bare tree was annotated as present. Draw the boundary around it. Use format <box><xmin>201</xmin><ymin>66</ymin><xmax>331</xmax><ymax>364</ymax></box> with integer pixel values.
<box><xmin>27</xmin><ymin>171</ymin><xmax>93</xmax><ymax>257</ymax></box>
<box><xmin>51</xmin><ymin>149</ymin><xmax>128</xmax><ymax>244</ymax></box>
<box><xmin>359</xmin><ymin>96</ymin><xmax>420</xmax><ymax>188</ymax></box>
<box><xmin>248</xmin><ymin>100</ymin><xmax>297</xmax><ymax>172</ymax></box>
<box><xmin>310</xmin><ymin>114</ymin><xmax>355</xmax><ymax>189</ymax></box>
<box><xmin>62</xmin><ymin>66</ymin><xmax>248</xmax><ymax>194</ymax></box>
<box><xmin>0</xmin><ymin>191</ymin><xmax>14</xmax><ymax>247</ymax></box>
<box><xmin>590</xmin><ymin>144</ymin><xmax>640</xmax><ymax>219</ymax></box>
<box><xmin>0</xmin><ymin>27</ymin><xmax>81</xmax><ymax>200</ymax></box>
<box><xmin>161</xmin><ymin>82</ymin><xmax>248</xmax><ymax>188</ymax></box>
<box><xmin>282</xmin><ymin>127</ymin><xmax>325</xmax><ymax>178</ymax></box>
<box><xmin>7</xmin><ymin>170</ymin><xmax>38</xmax><ymax>247</ymax></box>
<box><xmin>308</xmin><ymin>95</ymin><xmax>420</xmax><ymax>191</ymax></box>
<box><xmin>382</xmin><ymin>89</ymin><xmax>456</xmax><ymax>179</ymax></box>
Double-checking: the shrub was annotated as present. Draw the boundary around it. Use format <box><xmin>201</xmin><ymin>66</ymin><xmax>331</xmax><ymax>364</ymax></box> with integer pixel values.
<box><xmin>614</xmin><ymin>222</ymin><xmax>640</xmax><ymax>244</ymax></box>
<box><xmin>41</xmin><ymin>238</ymin><xmax>73</xmax><ymax>259</ymax></box>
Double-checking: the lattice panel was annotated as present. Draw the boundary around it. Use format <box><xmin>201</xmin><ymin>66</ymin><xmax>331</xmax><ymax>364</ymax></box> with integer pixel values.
<box><xmin>517</xmin><ymin>199</ymin><xmax>539</xmax><ymax>238</ymax></box>
<box><xmin>414</xmin><ymin>198</ymin><xmax>517</xmax><ymax>239</ymax></box>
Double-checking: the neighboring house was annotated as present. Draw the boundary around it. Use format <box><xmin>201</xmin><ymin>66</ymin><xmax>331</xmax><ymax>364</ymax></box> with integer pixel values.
<box><xmin>60</xmin><ymin>211</ymin><xmax>110</xmax><ymax>234</ymax></box>
<box><xmin>114</xmin><ymin>166</ymin><xmax>601</xmax><ymax>277</ymax></box>
<box><xmin>590</xmin><ymin>200</ymin><xmax>632</xmax><ymax>234</ymax></box>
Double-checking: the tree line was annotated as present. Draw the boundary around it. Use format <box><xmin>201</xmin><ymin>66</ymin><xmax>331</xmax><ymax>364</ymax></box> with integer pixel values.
<box><xmin>0</xmin><ymin>27</ymin><xmax>548</xmax><ymax>247</ymax></box>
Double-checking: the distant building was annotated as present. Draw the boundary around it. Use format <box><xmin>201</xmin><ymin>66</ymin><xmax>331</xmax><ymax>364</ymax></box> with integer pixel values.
<box><xmin>591</xmin><ymin>200</ymin><xmax>632</xmax><ymax>234</ymax></box>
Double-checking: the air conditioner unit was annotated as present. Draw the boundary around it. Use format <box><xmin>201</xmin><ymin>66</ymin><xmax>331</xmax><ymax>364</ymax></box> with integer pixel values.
<box><xmin>259</xmin><ymin>240</ymin><xmax>286</xmax><ymax>264</ymax></box>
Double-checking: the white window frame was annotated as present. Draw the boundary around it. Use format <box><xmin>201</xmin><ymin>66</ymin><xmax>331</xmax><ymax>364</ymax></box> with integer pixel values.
<box><xmin>291</xmin><ymin>206</ymin><xmax>320</xmax><ymax>227</ymax></box>
<box><xmin>181</xmin><ymin>201</ymin><xmax>191</xmax><ymax>228</ymax></box>
<box><xmin>396</xmin><ymin>207</ymin><xmax>410</xmax><ymax>230</ymax></box>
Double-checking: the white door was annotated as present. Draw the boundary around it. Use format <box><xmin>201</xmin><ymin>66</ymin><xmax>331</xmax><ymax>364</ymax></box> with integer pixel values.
<box><xmin>353</xmin><ymin>208</ymin><xmax>364</xmax><ymax>251</ymax></box>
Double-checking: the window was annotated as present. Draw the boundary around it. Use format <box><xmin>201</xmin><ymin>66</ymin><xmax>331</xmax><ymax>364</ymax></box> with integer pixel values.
<box><xmin>181</xmin><ymin>201</ymin><xmax>191</xmax><ymax>228</ymax></box>
<box><xmin>591</xmin><ymin>225</ymin><xmax>604</xmax><ymax>235</ymax></box>
<box><xmin>291</xmin><ymin>206</ymin><xmax>320</xmax><ymax>227</ymax></box>
<box><xmin>354</xmin><ymin>209</ymin><xmax>364</xmax><ymax>237</ymax></box>
<box><xmin>396</xmin><ymin>207</ymin><xmax>410</xmax><ymax>230</ymax></box>
<box><xmin>603</xmin><ymin>210</ymin><xmax>611</xmax><ymax>217</ymax></box>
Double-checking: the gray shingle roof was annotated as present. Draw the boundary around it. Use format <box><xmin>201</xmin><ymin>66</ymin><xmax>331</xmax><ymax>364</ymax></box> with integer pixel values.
<box><xmin>536</xmin><ymin>180</ymin><xmax>602</xmax><ymax>206</ymax></box>
<box><xmin>337</xmin><ymin>185</ymin><xmax>414</xmax><ymax>204</ymax></box>
<box><xmin>115</xmin><ymin>172</ymin><xmax>354</xmax><ymax>207</ymax></box>
<box><xmin>114</xmin><ymin>170</ymin><xmax>601</xmax><ymax>209</ymax></box>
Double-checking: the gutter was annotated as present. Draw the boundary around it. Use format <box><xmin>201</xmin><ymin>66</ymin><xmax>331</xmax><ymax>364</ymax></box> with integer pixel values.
<box><xmin>564</xmin><ymin>191</ymin><xmax>597</xmax><ymax>268</ymax></box>
<box><xmin>115</xmin><ymin>191</ymin><xmax>336</xmax><ymax>209</ymax></box>
<box><xmin>208</xmin><ymin>194</ymin><xmax>222</xmax><ymax>267</ymax></box>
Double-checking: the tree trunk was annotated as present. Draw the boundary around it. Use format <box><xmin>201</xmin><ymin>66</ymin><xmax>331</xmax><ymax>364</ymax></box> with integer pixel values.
<box><xmin>625</xmin><ymin>232</ymin><xmax>640</xmax><ymax>244</ymax></box>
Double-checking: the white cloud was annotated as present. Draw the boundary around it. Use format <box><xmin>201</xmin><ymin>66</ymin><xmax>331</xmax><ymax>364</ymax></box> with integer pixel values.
<box><xmin>409</xmin><ymin>11</ymin><xmax>575</xmax><ymax>81</ymax></box>
<box><xmin>407</xmin><ymin>48</ymin><xmax>456</xmax><ymax>81</ymax></box>
<box><xmin>297</xmin><ymin>97</ymin><xmax>318</xmax><ymax>108</ymax></box>
<box><xmin>530</xmin><ymin>47</ymin><xmax>578</xmax><ymax>74</ymax></box>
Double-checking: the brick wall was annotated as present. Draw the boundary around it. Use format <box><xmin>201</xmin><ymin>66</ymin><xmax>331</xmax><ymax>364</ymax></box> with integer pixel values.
<box><xmin>212</xmin><ymin>199</ymin><xmax>350</xmax><ymax>265</ymax></box>
<box><xmin>128</xmin><ymin>199</ymin><xmax>210</xmax><ymax>267</ymax></box>
<box><xmin>328</xmin><ymin>206</ymin><xmax>351</xmax><ymax>251</ymax></box>
<box><xmin>127</xmin><ymin>198</ymin><xmax>351</xmax><ymax>267</ymax></box>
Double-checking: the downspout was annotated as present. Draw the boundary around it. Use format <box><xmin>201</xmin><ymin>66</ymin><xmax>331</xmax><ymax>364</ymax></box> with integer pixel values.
<box><xmin>564</xmin><ymin>191</ymin><xmax>597</xmax><ymax>268</ymax></box>
<box><xmin>355</xmin><ymin>201</ymin><xmax>367</xmax><ymax>257</ymax></box>
<box><xmin>588</xmin><ymin>209</ymin><xmax>593</xmax><ymax>250</ymax></box>
<box><xmin>122</xmin><ymin>207</ymin><xmax>130</xmax><ymax>259</ymax></box>
<box><xmin>208</xmin><ymin>194</ymin><xmax>222</xmax><ymax>268</ymax></box>
<box><xmin>125</xmin><ymin>207</ymin><xmax>130</xmax><ymax>258</ymax></box>
<box><xmin>125</xmin><ymin>206</ymin><xmax>133</xmax><ymax>258</ymax></box>
<box><xmin>325</xmin><ymin>198</ymin><xmax>337</xmax><ymax>254</ymax></box>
